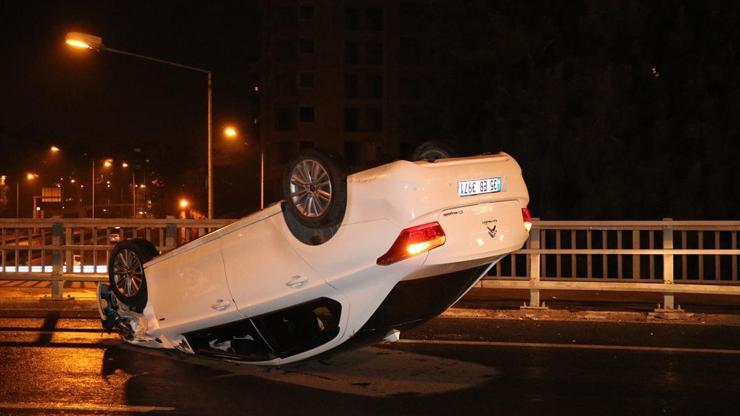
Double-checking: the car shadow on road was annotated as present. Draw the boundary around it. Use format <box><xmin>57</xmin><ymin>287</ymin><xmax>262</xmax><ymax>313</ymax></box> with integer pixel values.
<box><xmin>102</xmin><ymin>342</ymin><xmax>500</xmax><ymax>400</ymax></box>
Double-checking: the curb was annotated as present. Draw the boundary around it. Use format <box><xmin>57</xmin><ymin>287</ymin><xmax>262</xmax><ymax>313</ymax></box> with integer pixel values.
<box><xmin>443</xmin><ymin>306</ymin><xmax>740</xmax><ymax>326</ymax></box>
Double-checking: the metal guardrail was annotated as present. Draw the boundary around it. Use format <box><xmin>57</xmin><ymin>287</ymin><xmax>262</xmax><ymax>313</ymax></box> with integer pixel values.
<box><xmin>484</xmin><ymin>219</ymin><xmax>740</xmax><ymax>310</ymax></box>
<box><xmin>1</xmin><ymin>218</ymin><xmax>738</xmax><ymax>310</ymax></box>
<box><xmin>0</xmin><ymin>218</ymin><xmax>235</xmax><ymax>299</ymax></box>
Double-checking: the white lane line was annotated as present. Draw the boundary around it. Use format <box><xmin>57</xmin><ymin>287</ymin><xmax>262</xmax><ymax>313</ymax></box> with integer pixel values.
<box><xmin>398</xmin><ymin>339</ymin><xmax>740</xmax><ymax>355</ymax></box>
<box><xmin>0</xmin><ymin>402</ymin><xmax>175</xmax><ymax>412</ymax></box>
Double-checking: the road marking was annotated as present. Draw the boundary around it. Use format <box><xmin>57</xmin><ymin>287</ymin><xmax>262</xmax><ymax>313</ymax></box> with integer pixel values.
<box><xmin>398</xmin><ymin>339</ymin><xmax>740</xmax><ymax>355</ymax></box>
<box><xmin>0</xmin><ymin>402</ymin><xmax>175</xmax><ymax>413</ymax></box>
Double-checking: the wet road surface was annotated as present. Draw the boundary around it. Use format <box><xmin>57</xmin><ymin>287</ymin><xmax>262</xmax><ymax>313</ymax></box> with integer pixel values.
<box><xmin>1</xmin><ymin>314</ymin><xmax>739</xmax><ymax>415</ymax></box>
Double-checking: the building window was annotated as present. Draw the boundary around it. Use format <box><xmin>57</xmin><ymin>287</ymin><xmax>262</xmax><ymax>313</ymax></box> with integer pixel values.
<box><xmin>275</xmin><ymin>40</ymin><xmax>296</xmax><ymax>62</ymax></box>
<box><xmin>344</xmin><ymin>74</ymin><xmax>359</xmax><ymax>99</ymax></box>
<box><xmin>400</xmin><ymin>76</ymin><xmax>422</xmax><ymax>100</ymax></box>
<box><xmin>366</xmin><ymin>75</ymin><xmax>383</xmax><ymax>99</ymax></box>
<box><xmin>365</xmin><ymin>42</ymin><xmax>383</xmax><ymax>65</ymax></box>
<box><xmin>344</xmin><ymin>108</ymin><xmax>359</xmax><ymax>132</ymax></box>
<box><xmin>299</xmin><ymin>106</ymin><xmax>315</xmax><ymax>123</ymax></box>
<box><xmin>275</xmin><ymin>72</ymin><xmax>297</xmax><ymax>96</ymax></box>
<box><xmin>365</xmin><ymin>108</ymin><xmax>383</xmax><ymax>132</ymax></box>
<box><xmin>400</xmin><ymin>37</ymin><xmax>422</xmax><ymax>66</ymax></box>
<box><xmin>366</xmin><ymin>8</ymin><xmax>384</xmax><ymax>31</ymax></box>
<box><xmin>298</xmin><ymin>72</ymin><xmax>314</xmax><ymax>88</ymax></box>
<box><xmin>345</xmin><ymin>8</ymin><xmax>359</xmax><ymax>30</ymax></box>
<box><xmin>298</xmin><ymin>4</ymin><xmax>315</xmax><ymax>20</ymax></box>
<box><xmin>299</xmin><ymin>38</ymin><xmax>315</xmax><ymax>54</ymax></box>
<box><xmin>276</xmin><ymin>141</ymin><xmax>295</xmax><ymax>164</ymax></box>
<box><xmin>275</xmin><ymin>107</ymin><xmax>296</xmax><ymax>131</ymax></box>
<box><xmin>344</xmin><ymin>42</ymin><xmax>359</xmax><ymax>64</ymax></box>
<box><xmin>344</xmin><ymin>141</ymin><xmax>362</xmax><ymax>166</ymax></box>
<box><xmin>277</xmin><ymin>6</ymin><xmax>297</xmax><ymax>25</ymax></box>
<box><xmin>400</xmin><ymin>3</ymin><xmax>425</xmax><ymax>32</ymax></box>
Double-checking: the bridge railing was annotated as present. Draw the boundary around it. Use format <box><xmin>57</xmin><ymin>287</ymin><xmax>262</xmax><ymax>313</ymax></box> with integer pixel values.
<box><xmin>0</xmin><ymin>218</ymin><xmax>235</xmax><ymax>299</ymax></box>
<box><xmin>484</xmin><ymin>219</ymin><xmax>740</xmax><ymax>310</ymax></box>
<box><xmin>1</xmin><ymin>218</ymin><xmax>738</xmax><ymax>310</ymax></box>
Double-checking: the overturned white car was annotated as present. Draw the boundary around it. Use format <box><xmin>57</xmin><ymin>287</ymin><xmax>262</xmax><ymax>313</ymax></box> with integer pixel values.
<box><xmin>99</xmin><ymin>147</ymin><xmax>531</xmax><ymax>365</ymax></box>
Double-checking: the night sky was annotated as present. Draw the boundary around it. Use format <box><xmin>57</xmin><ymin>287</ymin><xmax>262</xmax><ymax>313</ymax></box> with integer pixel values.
<box><xmin>1</xmin><ymin>1</ymin><xmax>739</xmax><ymax>219</ymax></box>
<box><xmin>1</xmin><ymin>0</ymin><xmax>260</xmax><ymax>217</ymax></box>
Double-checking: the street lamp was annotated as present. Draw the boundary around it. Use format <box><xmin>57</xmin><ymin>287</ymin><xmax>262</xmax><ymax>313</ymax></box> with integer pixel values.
<box><xmin>90</xmin><ymin>158</ymin><xmax>113</xmax><ymax>219</ymax></box>
<box><xmin>121</xmin><ymin>161</ymin><xmax>137</xmax><ymax>218</ymax></box>
<box><xmin>50</xmin><ymin>145</ymin><xmax>61</xmax><ymax>153</ymax></box>
<box><xmin>16</xmin><ymin>173</ymin><xmax>39</xmax><ymax>218</ymax></box>
<box><xmin>65</xmin><ymin>31</ymin><xmax>214</xmax><ymax>219</ymax></box>
<box><xmin>224</xmin><ymin>126</ymin><xmax>238</xmax><ymax>139</ymax></box>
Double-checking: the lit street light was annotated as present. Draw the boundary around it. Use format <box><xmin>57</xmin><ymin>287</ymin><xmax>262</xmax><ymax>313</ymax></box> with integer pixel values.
<box><xmin>224</xmin><ymin>126</ymin><xmax>238</xmax><ymax>139</ymax></box>
<box><xmin>120</xmin><ymin>161</ymin><xmax>137</xmax><ymax>218</ymax></box>
<box><xmin>179</xmin><ymin>198</ymin><xmax>190</xmax><ymax>209</ymax></box>
<box><xmin>66</xmin><ymin>31</ymin><xmax>215</xmax><ymax>219</ymax></box>
<box><xmin>65</xmin><ymin>32</ymin><xmax>102</xmax><ymax>50</ymax></box>
<box><xmin>50</xmin><ymin>145</ymin><xmax>61</xmax><ymax>153</ymax></box>
<box><xmin>91</xmin><ymin>158</ymin><xmax>113</xmax><ymax>218</ymax></box>
<box><xmin>16</xmin><ymin>173</ymin><xmax>39</xmax><ymax>218</ymax></box>
<box><xmin>222</xmin><ymin>124</ymin><xmax>263</xmax><ymax>208</ymax></box>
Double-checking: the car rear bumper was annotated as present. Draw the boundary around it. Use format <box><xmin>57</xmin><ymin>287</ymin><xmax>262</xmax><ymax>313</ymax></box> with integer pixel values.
<box><xmin>350</xmin><ymin>263</ymin><xmax>492</xmax><ymax>344</ymax></box>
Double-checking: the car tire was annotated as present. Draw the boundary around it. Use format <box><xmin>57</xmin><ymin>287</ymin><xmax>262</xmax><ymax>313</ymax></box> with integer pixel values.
<box><xmin>283</xmin><ymin>149</ymin><xmax>347</xmax><ymax>229</ymax></box>
<box><xmin>108</xmin><ymin>239</ymin><xmax>158</xmax><ymax>312</ymax></box>
<box><xmin>410</xmin><ymin>141</ymin><xmax>456</xmax><ymax>162</ymax></box>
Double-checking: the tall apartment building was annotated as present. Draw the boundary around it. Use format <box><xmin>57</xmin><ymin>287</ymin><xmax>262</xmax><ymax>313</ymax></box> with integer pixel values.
<box><xmin>254</xmin><ymin>0</ymin><xmax>447</xmax><ymax>203</ymax></box>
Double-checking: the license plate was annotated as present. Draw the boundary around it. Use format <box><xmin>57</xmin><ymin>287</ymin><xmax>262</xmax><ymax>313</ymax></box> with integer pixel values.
<box><xmin>458</xmin><ymin>177</ymin><xmax>502</xmax><ymax>197</ymax></box>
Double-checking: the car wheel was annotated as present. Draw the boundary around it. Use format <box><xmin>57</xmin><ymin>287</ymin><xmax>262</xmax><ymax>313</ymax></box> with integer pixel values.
<box><xmin>283</xmin><ymin>149</ymin><xmax>347</xmax><ymax>228</ymax></box>
<box><xmin>108</xmin><ymin>239</ymin><xmax>158</xmax><ymax>312</ymax></box>
<box><xmin>410</xmin><ymin>141</ymin><xmax>456</xmax><ymax>162</ymax></box>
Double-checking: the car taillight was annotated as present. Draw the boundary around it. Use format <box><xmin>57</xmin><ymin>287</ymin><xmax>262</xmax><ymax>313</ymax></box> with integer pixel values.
<box><xmin>377</xmin><ymin>222</ymin><xmax>446</xmax><ymax>266</ymax></box>
<box><xmin>522</xmin><ymin>208</ymin><xmax>532</xmax><ymax>232</ymax></box>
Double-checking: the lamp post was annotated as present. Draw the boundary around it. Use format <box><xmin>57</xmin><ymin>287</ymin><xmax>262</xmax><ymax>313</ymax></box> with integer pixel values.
<box><xmin>66</xmin><ymin>32</ymin><xmax>214</xmax><ymax>219</ymax></box>
<box><xmin>222</xmin><ymin>125</ymin><xmax>264</xmax><ymax>209</ymax></box>
<box><xmin>121</xmin><ymin>161</ymin><xmax>136</xmax><ymax>218</ymax></box>
<box><xmin>17</xmin><ymin>173</ymin><xmax>39</xmax><ymax>218</ymax></box>
<box><xmin>91</xmin><ymin>158</ymin><xmax>113</xmax><ymax>219</ymax></box>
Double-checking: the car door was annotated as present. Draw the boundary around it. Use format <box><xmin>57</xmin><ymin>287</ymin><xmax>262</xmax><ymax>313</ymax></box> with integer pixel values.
<box><xmin>145</xmin><ymin>238</ymin><xmax>241</xmax><ymax>336</ymax></box>
<box><xmin>220</xmin><ymin>214</ymin><xmax>329</xmax><ymax>319</ymax></box>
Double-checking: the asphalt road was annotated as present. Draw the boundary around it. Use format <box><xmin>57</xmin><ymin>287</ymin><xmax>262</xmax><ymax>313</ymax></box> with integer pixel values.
<box><xmin>0</xmin><ymin>314</ymin><xmax>739</xmax><ymax>415</ymax></box>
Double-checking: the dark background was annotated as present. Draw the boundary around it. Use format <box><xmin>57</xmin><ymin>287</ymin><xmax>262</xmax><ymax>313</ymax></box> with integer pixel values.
<box><xmin>0</xmin><ymin>0</ymin><xmax>260</xmax><ymax>217</ymax></box>
<box><xmin>1</xmin><ymin>0</ymin><xmax>738</xmax><ymax>219</ymax></box>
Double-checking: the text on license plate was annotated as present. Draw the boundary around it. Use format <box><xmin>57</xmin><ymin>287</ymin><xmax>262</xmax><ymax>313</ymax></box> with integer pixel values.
<box><xmin>458</xmin><ymin>177</ymin><xmax>502</xmax><ymax>197</ymax></box>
